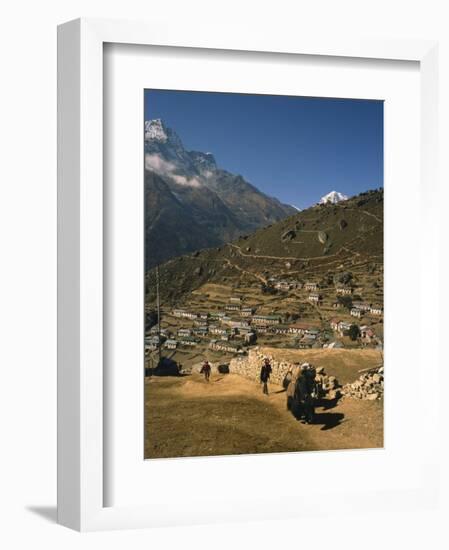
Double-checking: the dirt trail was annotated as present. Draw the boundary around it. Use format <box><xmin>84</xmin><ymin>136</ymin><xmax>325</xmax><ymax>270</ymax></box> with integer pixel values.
<box><xmin>228</xmin><ymin>242</ymin><xmax>346</xmax><ymax>262</ymax></box>
<box><xmin>145</xmin><ymin>372</ymin><xmax>383</xmax><ymax>459</ymax></box>
<box><xmin>221</xmin><ymin>257</ymin><xmax>267</xmax><ymax>283</ymax></box>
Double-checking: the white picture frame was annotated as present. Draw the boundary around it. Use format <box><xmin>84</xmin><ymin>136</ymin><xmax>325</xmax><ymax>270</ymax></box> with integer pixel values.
<box><xmin>57</xmin><ymin>17</ymin><xmax>440</xmax><ymax>531</ymax></box>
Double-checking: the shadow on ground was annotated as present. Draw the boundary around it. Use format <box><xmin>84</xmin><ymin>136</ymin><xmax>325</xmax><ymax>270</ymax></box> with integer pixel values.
<box><xmin>314</xmin><ymin>412</ymin><xmax>345</xmax><ymax>431</ymax></box>
<box><xmin>26</xmin><ymin>506</ymin><xmax>57</xmax><ymax>523</ymax></box>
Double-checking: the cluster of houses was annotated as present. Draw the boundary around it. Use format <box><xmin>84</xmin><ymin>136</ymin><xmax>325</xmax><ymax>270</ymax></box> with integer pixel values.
<box><xmin>350</xmin><ymin>302</ymin><xmax>383</xmax><ymax>319</ymax></box>
<box><xmin>272</xmin><ymin>279</ymin><xmax>303</xmax><ymax>291</ymax></box>
<box><xmin>265</xmin><ymin>280</ymin><xmax>384</xmax><ymax>325</ymax></box>
<box><xmin>329</xmin><ymin>317</ymin><xmax>378</xmax><ymax>342</ymax></box>
<box><xmin>146</xmin><ymin>283</ymin><xmax>382</xmax><ymax>354</ymax></box>
<box><xmin>209</xmin><ymin>340</ymin><xmax>244</xmax><ymax>354</ymax></box>
<box><xmin>268</xmin><ymin>321</ymin><xmax>322</xmax><ymax>348</ymax></box>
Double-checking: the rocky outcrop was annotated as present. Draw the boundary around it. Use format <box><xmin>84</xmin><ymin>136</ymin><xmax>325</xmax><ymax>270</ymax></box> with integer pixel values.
<box><xmin>341</xmin><ymin>367</ymin><xmax>384</xmax><ymax>400</ymax></box>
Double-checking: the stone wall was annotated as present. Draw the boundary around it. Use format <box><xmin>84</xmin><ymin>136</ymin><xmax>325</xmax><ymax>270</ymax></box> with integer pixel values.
<box><xmin>229</xmin><ymin>347</ymin><xmax>292</xmax><ymax>385</ymax></box>
<box><xmin>229</xmin><ymin>347</ymin><xmax>383</xmax><ymax>400</ymax></box>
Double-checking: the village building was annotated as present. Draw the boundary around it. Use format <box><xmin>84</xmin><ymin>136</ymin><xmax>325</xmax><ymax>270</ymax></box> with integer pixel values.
<box><xmin>360</xmin><ymin>325</ymin><xmax>376</xmax><ymax>341</ymax></box>
<box><xmin>288</xmin><ymin>322</ymin><xmax>321</xmax><ymax>335</ymax></box>
<box><xmin>243</xmin><ymin>331</ymin><xmax>257</xmax><ymax>344</ymax></box>
<box><xmin>271</xmin><ymin>324</ymin><xmax>291</xmax><ymax>335</ymax></box>
<box><xmin>177</xmin><ymin>328</ymin><xmax>192</xmax><ymax>337</ymax></box>
<box><xmin>370</xmin><ymin>305</ymin><xmax>383</xmax><ymax>315</ymax></box>
<box><xmin>308</xmin><ymin>293</ymin><xmax>323</xmax><ymax>304</ymax></box>
<box><xmin>172</xmin><ymin>309</ymin><xmax>198</xmax><ymax>320</ymax></box>
<box><xmin>209</xmin><ymin>326</ymin><xmax>228</xmax><ymax>336</ymax></box>
<box><xmin>236</xmin><ymin>326</ymin><xmax>253</xmax><ymax>336</ymax></box>
<box><xmin>352</xmin><ymin>301</ymin><xmax>371</xmax><ymax>311</ymax></box>
<box><xmin>330</xmin><ymin>318</ymin><xmax>342</xmax><ymax>331</ymax></box>
<box><xmin>228</xmin><ymin>319</ymin><xmax>251</xmax><ymax>329</ymax></box>
<box><xmin>145</xmin><ymin>343</ymin><xmax>157</xmax><ymax>352</ymax></box>
<box><xmin>337</xmin><ymin>321</ymin><xmax>352</xmax><ymax>335</ymax></box>
<box><xmin>219</xmin><ymin>316</ymin><xmax>233</xmax><ymax>325</ymax></box>
<box><xmin>225</xmin><ymin>303</ymin><xmax>241</xmax><ymax>312</ymax></box>
<box><xmin>251</xmin><ymin>314</ymin><xmax>282</xmax><ymax>326</ymax></box>
<box><xmin>164</xmin><ymin>339</ymin><xmax>178</xmax><ymax>350</ymax></box>
<box><xmin>336</xmin><ymin>286</ymin><xmax>352</xmax><ymax>295</ymax></box>
<box><xmin>172</xmin><ymin>308</ymin><xmax>185</xmax><ymax>318</ymax></box>
<box><xmin>210</xmin><ymin>311</ymin><xmax>226</xmax><ymax>319</ymax></box>
<box><xmin>178</xmin><ymin>336</ymin><xmax>197</xmax><ymax>347</ymax></box>
<box><xmin>230</xmin><ymin>296</ymin><xmax>243</xmax><ymax>304</ymax></box>
<box><xmin>149</xmin><ymin>326</ymin><xmax>168</xmax><ymax>336</ymax></box>
<box><xmin>274</xmin><ymin>280</ymin><xmax>292</xmax><ymax>291</ymax></box>
<box><xmin>240</xmin><ymin>307</ymin><xmax>255</xmax><ymax>317</ymax></box>
<box><xmin>298</xmin><ymin>333</ymin><xmax>317</xmax><ymax>348</ymax></box>
<box><xmin>192</xmin><ymin>326</ymin><xmax>208</xmax><ymax>337</ymax></box>
<box><xmin>199</xmin><ymin>312</ymin><xmax>209</xmax><ymax>320</ymax></box>
<box><xmin>145</xmin><ymin>335</ymin><xmax>161</xmax><ymax>345</ymax></box>
<box><xmin>304</xmin><ymin>282</ymin><xmax>319</xmax><ymax>291</ymax></box>
<box><xmin>303</xmin><ymin>333</ymin><xmax>318</xmax><ymax>341</ymax></box>
<box><xmin>185</xmin><ymin>311</ymin><xmax>199</xmax><ymax>320</ymax></box>
<box><xmin>209</xmin><ymin>340</ymin><xmax>242</xmax><ymax>354</ymax></box>
<box><xmin>350</xmin><ymin>308</ymin><xmax>363</xmax><ymax>318</ymax></box>
<box><xmin>145</xmin><ymin>335</ymin><xmax>161</xmax><ymax>351</ymax></box>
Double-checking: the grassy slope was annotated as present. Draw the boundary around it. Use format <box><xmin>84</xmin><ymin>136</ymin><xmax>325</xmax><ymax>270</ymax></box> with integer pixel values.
<box><xmin>146</xmin><ymin>188</ymin><xmax>383</xmax><ymax>306</ymax></box>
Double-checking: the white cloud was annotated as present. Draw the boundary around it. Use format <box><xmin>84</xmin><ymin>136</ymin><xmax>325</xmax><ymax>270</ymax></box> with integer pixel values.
<box><xmin>145</xmin><ymin>153</ymin><xmax>202</xmax><ymax>187</ymax></box>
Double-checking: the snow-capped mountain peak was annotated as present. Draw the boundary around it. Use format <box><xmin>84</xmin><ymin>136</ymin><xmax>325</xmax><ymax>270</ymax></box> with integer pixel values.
<box><xmin>319</xmin><ymin>191</ymin><xmax>349</xmax><ymax>204</ymax></box>
<box><xmin>145</xmin><ymin>118</ymin><xmax>184</xmax><ymax>148</ymax></box>
<box><xmin>145</xmin><ymin>118</ymin><xmax>168</xmax><ymax>142</ymax></box>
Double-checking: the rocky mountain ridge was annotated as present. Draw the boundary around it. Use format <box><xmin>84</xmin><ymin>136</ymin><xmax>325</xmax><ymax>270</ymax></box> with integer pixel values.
<box><xmin>144</xmin><ymin>119</ymin><xmax>296</xmax><ymax>268</ymax></box>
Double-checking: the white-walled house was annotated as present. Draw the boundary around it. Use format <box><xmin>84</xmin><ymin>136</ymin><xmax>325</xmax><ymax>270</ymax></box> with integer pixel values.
<box><xmin>350</xmin><ymin>308</ymin><xmax>362</xmax><ymax>318</ymax></box>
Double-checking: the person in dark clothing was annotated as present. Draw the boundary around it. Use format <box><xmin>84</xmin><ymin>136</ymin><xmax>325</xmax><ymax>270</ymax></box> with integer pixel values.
<box><xmin>200</xmin><ymin>360</ymin><xmax>211</xmax><ymax>382</ymax></box>
<box><xmin>260</xmin><ymin>358</ymin><xmax>272</xmax><ymax>395</ymax></box>
<box><xmin>296</xmin><ymin>364</ymin><xmax>316</xmax><ymax>424</ymax></box>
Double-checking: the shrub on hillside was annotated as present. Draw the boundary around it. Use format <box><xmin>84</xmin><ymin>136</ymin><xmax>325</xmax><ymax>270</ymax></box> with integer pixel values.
<box><xmin>337</xmin><ymin>295</ymin><xmax>353</xmax><ymax>309</ymax></box>
<box><xmin>349</xmin><ymin>324</ymin><xmax>361</xmax><ymax>341</ymax></box>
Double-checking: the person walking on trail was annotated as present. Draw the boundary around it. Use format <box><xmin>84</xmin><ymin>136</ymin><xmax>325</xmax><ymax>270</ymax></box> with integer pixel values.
<box><xmin>200</xmin><ymin>360</ymin><xmax>211</xmax><ymax>382</ymax></box>
<box><xmin>260</xmin><ymin>357</ymin><xmax>272</xmax><ymax>395</ymax></box>
<box><xmin>296</xmin><ymin>363</ymin><xmax>316</xmax><ymax>424</ymax></box>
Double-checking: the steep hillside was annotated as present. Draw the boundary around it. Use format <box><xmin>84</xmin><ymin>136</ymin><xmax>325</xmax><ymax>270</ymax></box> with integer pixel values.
<box><xmin>146</xmin><ymin>188</ymin><xmax>383</xmax><ymax>305</ymax></box>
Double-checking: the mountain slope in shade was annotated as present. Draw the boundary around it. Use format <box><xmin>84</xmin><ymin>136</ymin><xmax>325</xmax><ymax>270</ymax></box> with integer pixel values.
<box><xmin>144</xmin><ymin>171</ymin><xmax>220</xmax><ymax>269</ymax></box>
<box><xmin>319</xmin><ymin>190</ymin><xmax>349</xmax><ymax>204</ymax></box>
<box><xmin>144</xmin><ymin>119</ymin><xmax>296</xmax><ymax>268</ymax></box>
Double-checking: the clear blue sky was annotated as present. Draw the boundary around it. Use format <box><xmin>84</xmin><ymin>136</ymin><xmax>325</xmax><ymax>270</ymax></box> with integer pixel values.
<box><xmin>144</xmin><ymin>90</ymin><xmax>383</xmax><ymax>209</ymax></box>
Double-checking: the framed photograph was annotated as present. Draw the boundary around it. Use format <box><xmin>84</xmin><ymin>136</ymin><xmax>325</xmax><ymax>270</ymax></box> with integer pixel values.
<box><xmin>58</xmin><ymin>18</ymin><xmax>440</xmax><ymax>531</ymax></box>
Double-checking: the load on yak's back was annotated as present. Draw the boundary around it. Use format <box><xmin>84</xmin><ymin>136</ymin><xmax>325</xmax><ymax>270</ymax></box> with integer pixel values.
<box><xmin>283</xmin><ymin>363</ymin><xmax>330</xmax><ymax>424</ymax></box>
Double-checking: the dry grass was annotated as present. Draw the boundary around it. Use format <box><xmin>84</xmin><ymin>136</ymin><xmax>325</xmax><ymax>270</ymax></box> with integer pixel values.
<box><xmin>144</xmin><ymin>372</ymin><xmax>383</xmax><ymax>459</ymax></box>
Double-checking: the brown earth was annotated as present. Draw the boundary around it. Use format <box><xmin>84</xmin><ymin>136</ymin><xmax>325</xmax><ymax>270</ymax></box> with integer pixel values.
<box><xmin>144</xmin><ymin>372</ymin><xmax>383</xmax><ymax>459</ymax></box>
